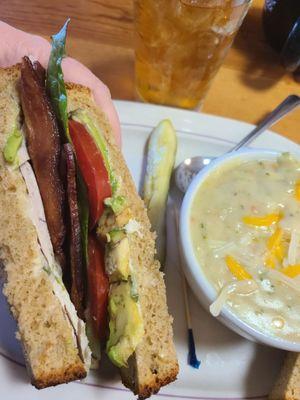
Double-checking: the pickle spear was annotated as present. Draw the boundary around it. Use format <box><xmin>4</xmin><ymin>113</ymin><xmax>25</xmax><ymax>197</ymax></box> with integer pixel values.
<box><xmin>143</xmin><ymin>119</ymin><xmax>177</xmax><ymax>265</ymax></box>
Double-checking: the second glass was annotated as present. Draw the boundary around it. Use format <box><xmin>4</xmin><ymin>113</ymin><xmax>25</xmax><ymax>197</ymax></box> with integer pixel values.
<box><xmin>135</xmin><ymin>0</ymin><xmax>251</xmax><ymax>109</ymax></box>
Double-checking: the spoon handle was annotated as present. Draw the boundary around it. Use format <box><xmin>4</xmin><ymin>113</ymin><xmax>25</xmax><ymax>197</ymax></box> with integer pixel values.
<box><xmin>229</xmin><ymin>95</ymin><xmax>300</xmax><ymax>152</ymax></box>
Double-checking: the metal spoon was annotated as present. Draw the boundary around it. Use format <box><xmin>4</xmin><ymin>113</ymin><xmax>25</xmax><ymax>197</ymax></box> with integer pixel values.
<box><xmin>175</xmin><ymin>95</ymin><xmax>300</xmax><ymax>193</ymax></box>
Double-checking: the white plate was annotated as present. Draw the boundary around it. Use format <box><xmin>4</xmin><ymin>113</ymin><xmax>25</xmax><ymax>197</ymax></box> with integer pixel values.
<box><xmin>2</xmin><ymin>100</ymin><xmax>299</xmax><ymax>400</ymax></box>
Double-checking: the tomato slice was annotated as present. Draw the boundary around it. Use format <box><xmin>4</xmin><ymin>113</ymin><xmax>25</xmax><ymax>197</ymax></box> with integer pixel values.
<box><xmin>69</xmin><ymin>119</ymin><xmax>112</xmax><ymax>229</ymax></box>
<box><xmin>87</xmin><ymin>234</ymin><xmax>109</xmax><ymax>341</ymax></box>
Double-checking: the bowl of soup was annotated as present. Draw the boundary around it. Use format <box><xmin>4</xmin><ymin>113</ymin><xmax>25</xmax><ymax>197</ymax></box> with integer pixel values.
<box><xmin>180</xmin><ymin>149</ymin><xmax>300</xmax><ymax>351</ymax></box>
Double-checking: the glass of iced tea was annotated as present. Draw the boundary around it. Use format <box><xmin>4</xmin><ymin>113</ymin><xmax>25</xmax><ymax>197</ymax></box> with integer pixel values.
<box><xmin>134</xmin><ymin>0</ymin><xmax>251</xmax><ymax>109</ymax></box>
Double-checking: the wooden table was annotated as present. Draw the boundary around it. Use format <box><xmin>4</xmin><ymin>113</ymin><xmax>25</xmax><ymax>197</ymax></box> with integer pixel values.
<box><xmin>1</xmin><ymin>0</ymin><xmax>299</xmax><ymax>143</ymax></box>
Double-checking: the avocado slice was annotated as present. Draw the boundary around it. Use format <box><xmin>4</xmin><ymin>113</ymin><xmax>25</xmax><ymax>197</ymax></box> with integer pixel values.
<box><xmin>106</xmin><ymin>281</ymin><xmax>144</xmax><ymax>368</ymax></box>
<box><xmin>105</xmin><ymin>237</ymin><xmax>130</xmax><ymax>282</ymax></box>
<box><xmin>3</xmin><ymin>128</ymin><xmax>23</xmax><ymax>164</ymax></box>
<box><xmin>104</xmin><ymin>195</ymin><xmax>126</xmax><ymax>214</ymax></box>
<box><xmin>98</xmin><ymin>206</ymin><xmax>133</xmax><ymax>241</ymax></box>
<box><xmin>107</xmin><ymin>228</ymin><xmax>126</xmax><ymax>244</ymax></box>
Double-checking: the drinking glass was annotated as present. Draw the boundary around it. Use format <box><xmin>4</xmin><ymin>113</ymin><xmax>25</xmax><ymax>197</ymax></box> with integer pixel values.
<box><xmin>134</xmin><ymin>0</ymin><xmax>251</xmax><ymax>109</ymax></box>
<box><xmin>263</xmin><ymin>0</ymin><xmax>300</xmax><ymax>72</ymax></box>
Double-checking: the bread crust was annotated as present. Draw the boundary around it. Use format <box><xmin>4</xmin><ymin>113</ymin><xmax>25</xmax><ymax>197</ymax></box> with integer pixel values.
<box><xmin>121</xmin><ymin>363</ymin><xmax>179</xmax><ymax>399</ymax></box>
<box><xmin>33</xmin><ymin>362</ymin><xmax>87</xmax><ymax>389</ymax></box>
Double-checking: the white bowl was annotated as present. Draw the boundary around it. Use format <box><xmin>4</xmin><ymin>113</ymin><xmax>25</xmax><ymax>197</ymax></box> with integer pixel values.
<box><xmin>179</xmin><ymin>148</ymin><xmax>300</xmax><ymax>352</ymax></box>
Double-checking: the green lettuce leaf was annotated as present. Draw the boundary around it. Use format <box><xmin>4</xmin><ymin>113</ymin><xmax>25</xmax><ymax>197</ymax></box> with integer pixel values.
<box><xmin>46</xmin><ymin>18</ymin><xmax>70</xmax><ymax>141</ymax></box>
<box><xmin>46</xmin><ymin>19</ymin><xmax>89</xmax><ymax>268</ymax></box>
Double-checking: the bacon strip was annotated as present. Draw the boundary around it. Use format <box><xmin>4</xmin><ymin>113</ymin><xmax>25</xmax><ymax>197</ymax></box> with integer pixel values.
<box><xmin>20</xmin><ymin>56</ymin><xmax>66</xmax><ymax>268</ymax></box>
<box><xmin>33</xmin><ymin>60</ymin><xmax>46</xmax><ymax>86</ymax></box>
<box><xmin>64</xmin><ymin>143</ymin><xmax>85</xmax><ymax>319</ymax></box>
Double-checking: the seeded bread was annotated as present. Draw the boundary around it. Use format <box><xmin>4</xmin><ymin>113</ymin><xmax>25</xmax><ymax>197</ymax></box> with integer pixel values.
<box><xmin>269</xmin><ymin>353</ymin><xmax>300</xmax><ymax>400</ymax></box>
<box><xmin>66</xmin><ymin>83</ymin><xmax>179</xmax><ymax>398</ymax></box>
<box><xmin>0</xmin><ymin>65</ymin><xmax>88</xmax><ymax>388</ymax></box>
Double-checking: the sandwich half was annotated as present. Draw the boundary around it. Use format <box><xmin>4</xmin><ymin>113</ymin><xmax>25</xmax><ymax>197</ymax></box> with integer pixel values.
<box><xmin>0</xmin><ymin>23</ymin><xmax>178</xmax><ymax>398</ymax></box>
<box><xmin>0</xmin><ymin>64</ymin><xmax>91</xmax><ymax>388</ymax></box>
<box><xmin>67</xmin><ymin>83</ymin><xmax>178</xmax><ymax>397</ymax></box>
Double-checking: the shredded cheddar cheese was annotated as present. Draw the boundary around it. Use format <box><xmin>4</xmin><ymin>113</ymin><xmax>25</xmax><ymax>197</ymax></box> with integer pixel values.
<box><xmin>275</xmin><ymin>243</ymin><xmax>285</xmax><ymax>262</ymax></box>
<box><xmin>280</xmin><ymin>264</ymin><xmax>300</xmax><ymax>278</ymax></box>
<box><xmin>267</xmin><ymin>227</ymin><xmax>283</xmax><ymax>250</ymax></box>
<box><xmin>265</xmin><ymin>227</ymin><xmax>285</xmax><ymax>268</ymax></box>
<box><xmin>295</xmin><ymin>180</ymin><xmax>300</xmax><ymax>201</ymax></box>
<box><xmin>265</xmin><ymin>254</ymin><xmax>276</xmax><ymax>269</ymax></box>
<box><xmin>242</xmin><ymin>213</ymin><xmax>282</xmax><ymax>227</ymax></box>
<box><xmin>225</xmin><ymin>255</ymin><xmax>252</xmax><ymax>280</ymax></box>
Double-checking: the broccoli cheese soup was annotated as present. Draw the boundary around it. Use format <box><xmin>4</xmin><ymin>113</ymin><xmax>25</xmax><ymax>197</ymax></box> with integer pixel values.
<box><xmin>190</xmin><ymin>153</ymin><xmax>300</xmax><ymax>342</ymax></box>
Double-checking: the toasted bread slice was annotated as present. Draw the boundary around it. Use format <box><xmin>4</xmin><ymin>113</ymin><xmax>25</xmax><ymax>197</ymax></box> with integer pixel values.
<box><xmin>269</xmin><ymin>352</ymin><xmax>300</xmax><ymax>400</ymax></box>
<box><xmin>66</xmin><ymin>83</ymin><xmax>179</xmax><ymax>398</ymax></box>
<box><xmin>0</xmin><ymin>65</ymin><xmax>90</xmax><ymax>388</ymax></box>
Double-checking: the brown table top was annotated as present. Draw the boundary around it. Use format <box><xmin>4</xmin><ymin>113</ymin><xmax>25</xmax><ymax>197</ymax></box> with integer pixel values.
<box><xmin>1</xmin><ymin>0</ymin><xmax>300</xmax><ymax>143</ymax></box>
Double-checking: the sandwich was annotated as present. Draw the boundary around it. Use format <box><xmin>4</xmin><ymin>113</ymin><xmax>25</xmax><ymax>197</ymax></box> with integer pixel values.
<box><xmin>0</xmin><ymin>21</ymin><xmax>178</xmax><ymax>398</ymax></box>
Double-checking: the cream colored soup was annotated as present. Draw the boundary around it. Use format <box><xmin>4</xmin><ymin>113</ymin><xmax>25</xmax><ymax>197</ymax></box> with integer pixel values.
<box><xmin>190</xmin><ymin>153</ymin><xmax>300</xmax><ymax>342</ymax></box>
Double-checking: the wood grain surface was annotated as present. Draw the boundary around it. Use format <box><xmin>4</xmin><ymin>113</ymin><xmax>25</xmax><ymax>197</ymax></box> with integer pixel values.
<box><xmin>1</xmin><ymin>0</ymin><xmax>300</xmax><ymax>143</ymax></box>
